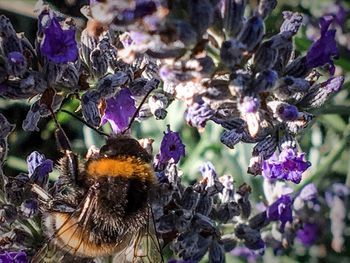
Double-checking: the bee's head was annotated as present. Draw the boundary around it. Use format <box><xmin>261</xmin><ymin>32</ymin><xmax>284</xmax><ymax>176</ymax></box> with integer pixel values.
<box><xmin>100</xmin><ymin>135</ymin><xmax>152</xmax><ymax>162</ymax></box>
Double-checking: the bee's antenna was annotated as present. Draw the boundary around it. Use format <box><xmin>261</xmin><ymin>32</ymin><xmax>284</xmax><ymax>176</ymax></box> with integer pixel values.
<box><xmin>60</xmin><ymin>109</ymin><xmax>109</xmax><ymax>137</ymax></box>
<box><xmin>122</xmin><ymin>79</ymin><xmax>159</xmax><ymax>134</ymax></box>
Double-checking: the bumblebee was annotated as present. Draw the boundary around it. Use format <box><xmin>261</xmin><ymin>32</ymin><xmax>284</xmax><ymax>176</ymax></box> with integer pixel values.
<box><xmin>31</xmin><ymin>123</ymin><xmax>163</xmax><ymax>262</ymax></box>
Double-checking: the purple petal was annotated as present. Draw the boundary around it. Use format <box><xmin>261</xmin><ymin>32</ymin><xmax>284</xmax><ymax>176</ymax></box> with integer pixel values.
<box><xmin>267</xmin><ymin>195</ymin><xmax>293</xmax><ymax>232</ymax></box>
<box><xmin>262</xmin><ymin>148</ymin><xmax>311</xmax><ymax>184</ymax></box>
<box><xmin>27</xmin><ymin>151</ymin><xmax>46</xmax><ymax>175</ymax></box>
<box><xmin>159</xmin><ymin>126</ymin><xmax>185</xmax><ymax>164</ymax></box>
<box><xmin>319</xmin><ymin>15</ymin><xmax>334</xmax><ymax>36</ymax></box>
<box><xmin>297</xmin><ymin>223</ymin><xmax>318</xmax><ymax>246</ymax></box>
<box><xmin>40</xmin><ymin>17</ymin><xmax>78</xmax><ymax>63</ymax></box>
<box><xmin>26</xmin><ymin>151</ymin><xmax>53</xmax><ymax>187</ymax></box>
<box><xmin>306</xmin><ymin>16</ymin><xmax>339</xmax><ymax>75</ymax></box>
<box><xmin>0</xmin><ymin>251</ymin><xmax>27</xmax><ymax>263</ymax></box>
<box><xmin>101</xmin><ymin>88</ymin><xmax>136</xmax><ymax>134</ymax></box>
<box><xmin>323</xmin><ymin>76</ymin><xmax>344</xmax><ymax>92</ymax></box>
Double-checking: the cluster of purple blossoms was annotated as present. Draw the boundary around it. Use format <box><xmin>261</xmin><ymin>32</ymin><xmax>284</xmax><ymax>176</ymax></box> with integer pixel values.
<box><xmin>262</xmin><ymin>148</ymin><xmax>311</xmax><ymax>184</ymax></box>
<box><xmin>0</xmin><ymin>0</ymin><xmax>348</xmax><ymax>262</ymax></box>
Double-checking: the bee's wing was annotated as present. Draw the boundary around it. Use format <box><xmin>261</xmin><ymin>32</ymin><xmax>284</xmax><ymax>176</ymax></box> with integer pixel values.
<box><xmin>119</xmin><ymin>205</ymin><xmax>164</xmax><ymax>263</ymax></box>
<box><xmin>31</xmin><ymin>184</ymin><xmax>99</xmax><ymax>263</ymax></box>
<box><xmin>30</xmin><ymin>241</ymin><xmax>63</xmax><ymax>263</ymax></box>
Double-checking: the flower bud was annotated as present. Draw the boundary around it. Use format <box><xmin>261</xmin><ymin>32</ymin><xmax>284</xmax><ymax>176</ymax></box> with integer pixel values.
<box><xmin>22</xmin><ymin>103</ymin><xmax>41</xmax><ymax>132</ymax></box>
<box><xmin>221</xmin><ymin>237</ymin><xmax>237</xmax><ymax>252</ymax></box>
<box><xmin>215</xmin><ymin>201</ymin><xmax>240</xmax><ymax>223</ymax></box>
<box><xmin>80</xmin><ymin>27</ymin><xmax>99</xmax><ymax>66</ymax></box>
<box><xmin>43</xmin><ymin>61</ymin><xmax>66</xmax><ymax>86</ymax></box>
<box><xmin>220</xmin><ymin>129</ymin><xmax>243</xmax><ymax>149</ymax></box>
<box><xmin>238</xmin><ymin>16</ymin><xmax>265</xmax><ymax>52</ymax></box>
<box><xmin>209</xmin><ymin>240</ymin><xmax>225</xmax><ymax>263</ymax></box>
<box><xmin>257</xmin><ymin>0</ymin><xmax>277</xmax><ymax>19</ymax></box>
<box><xmin>189</xmin><ymin>0</ymin><xmax>214</xmax><ymax>35</ymax></box>
<box><xmin>220</xmin><ymin>39</ymin><xmax>245</xmax><ymax>68</ymax></box>
<box><xmin>252</xmin><ymin>135</ymin><xmax>277</xmax><ymax>160</ymax></box>
<box><xmin>273</xmin><ymin>76</ymin><xmax>310</xmax><ymax>102</ymax></box>
<box><xmin>81</xmin><ymin>90</ymin><xmax>101</xmax><ymax>127</ymax></box>
<box><xmin>253</xmin><ymin>40</ymin><xmax>278</xmax><ymax>72</ymax></box>
<box><xmin>222</xmin><ymin>0</ymin><xmax>246</xmax><ymax>37</ymax></box>
<box><xmin>177</xmin><ymin>187</ymin><xmax>199</xmax><ymax>211</ymax></box>
<box><xmin>0</xmin><ymin>15</ymin><xmax>22</xmax><ymax>55</ymax></box>
<box><xmin>249</xmin><ymin>211</ymin><xmax>270</xmax><ymax>230</ymax></box>
<box><xmin>280</xmin><ymin>11</ymin><xmax>303</xmax><ymax>35</ymax></box>
<box><xmin>21</xmin><ymin>198</ymin><xmax>39</xmax><ymax>218</ymax></box>
<box><xmin>185</xmin><ymin>101</ymin><xmax>214</xmax><ymax>131</ymax></box>
<box><xmin>196</xmin><ymin>194</ymin><xmax>213</xmax><ymax>216</ymax></box>
<box><xmin>284</xmin><ymin>56</ymin><xmax>309</xmax><ymax>78</ymax></box>
<box><xmin>90</xmin><ymin>48</ymin><xmax>108</xmax><ymax>78</ymax></box>
<box><xmin>149</xmin><ymin>93</ymin><xmax>168</xmax><ymax>120</ymax></box>
<box><xmin>6</xmin><ymin>52</ymin><xmax>27</xmax><ymax>77</ymax></box>
<box><xmin>298</xmin><ymin>76</ymin><xmax>344</xmax><ymax>110</ymax></box>
<box><xmin>59</xmin><ymin>63</ymin><xmax>79</xmax><ymax>89</ymax></box>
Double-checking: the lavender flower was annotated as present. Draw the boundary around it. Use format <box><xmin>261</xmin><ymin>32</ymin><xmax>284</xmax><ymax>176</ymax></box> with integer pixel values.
<box><xmin>231</xmin><ymin>246</ymin><xmax>258</xmax><ymax>263</ymax></box>
<box><xmin>267</xmin><ymin>195</ymin><xmax>293</xmax><ymax>232</ymax></box>
<box><xmin>6</xmin><ymin>51</ymin><xmax>27</xmax><ymax>77</ymax></box>
<box><xmin>26</xmin><ymin>151</ymin><xmax>53</xmax><ymax>188</ymax></box>
<box><xmin>159</xmin><ymin>125</ymin><xmax>185</xmax><ymax>164</ymax></box>
<box><xmin>325</xmin><ymin>1</ymin><xmax>348</xmax><ymax>28</ymax></box>
<box><xmin>238</xmin><ymin>96</ymin><xmax>260</xmax><ymax>114</ymax></box>
<box><xmin>185</xmin><ymin>101</ymin><xmax>214</xmax><ymax>131</ymax></box>
<box><xmin>298</xmin><ymin>183</ymin><xmax>318</xmax><ymax>201</ymax></box>
<box><xmin>101</xmin><ymin>88</ymin><xmax>136</xmax><ymax>134</ymax></box>
<box><xmin>40</xmin><ymin>16</ymin><xmax>78</xmax><ymax>63</ymax></box>
<box><xmin>262</xmin><ymin>148</ymin><xmax>311</xmax><ymax>184</ymax></box>
<box><xmin>296</xmin><ymin>223</ymin><xmax>318</xmax><ymax>246</ymax></box>
<box><xmin>276</xmin><ymin>104</ymin><xmax>299</xmax><ymax>121</ymax></box>
<box><xmin>21</xmin><ymin>198</ymin><xmax>39</xmax><ymax>218</ymax></box>
<box><xmin>0</xmin><ymin>1</ymin><xmax>348</xmax><ymax>262</ymax></box>
<box><xmin>306</xmin><ymin>16</ymin><xmax>339</xmax><ymax>75</ymax></box>
<box><xmin>0</xmin><ymin>251</ymin><xmax>27</xmax><ymax>263</ymax></box>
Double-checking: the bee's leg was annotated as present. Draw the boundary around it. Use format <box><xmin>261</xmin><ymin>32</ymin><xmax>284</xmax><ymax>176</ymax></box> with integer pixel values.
<box><xmin>55</xmin><ymin>128</ymin><xmax>79</xmax><ymax>185</ymax></box>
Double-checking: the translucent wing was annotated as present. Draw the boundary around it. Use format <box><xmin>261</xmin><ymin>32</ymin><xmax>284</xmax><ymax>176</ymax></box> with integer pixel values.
<box><xmin>31</xmin><ymin>184</ymin><xmax>99</xmax><ymax>263</ymax></box>
<box><xmin>116</xmin><ymin>205</ymin><xmax>164</xmax><ymax>263</ymax></box>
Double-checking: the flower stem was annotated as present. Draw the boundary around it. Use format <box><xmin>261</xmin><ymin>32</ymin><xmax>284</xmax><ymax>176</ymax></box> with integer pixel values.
<box><xmin>346</xmin><ymin>146</ymin><xmax>350</xmax><ymax>188</ymax></box>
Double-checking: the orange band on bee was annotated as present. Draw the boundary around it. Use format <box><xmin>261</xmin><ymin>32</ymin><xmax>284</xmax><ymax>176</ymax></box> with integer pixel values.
<box><xmin>86</xmin><ymin>157</ymin><xmax>155</xmax><ymax>181</ymax></box>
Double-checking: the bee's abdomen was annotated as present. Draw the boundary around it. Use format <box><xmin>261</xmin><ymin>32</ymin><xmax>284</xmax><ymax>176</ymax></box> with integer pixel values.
<box><xmin>44</xmin><ymin>212</ymin><xmax>134</xmax><ymax>258</ymax></box>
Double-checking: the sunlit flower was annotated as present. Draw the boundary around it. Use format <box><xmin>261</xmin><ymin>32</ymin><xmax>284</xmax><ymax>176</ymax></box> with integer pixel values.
<box><xmin>40</xmin><ymin>16</ymin><xmax>78</xmax><ymax>63</ymax></box>
<box><xmin>159</xmin><ymin>125</ymin><xmax>185</xmax><ymax>164</ymax></box>
<box><xmin>262</xmin><ymin>148</ymin><xmax>311</xmax><ymax>184</ymax></box>
<box><xmin>101</xmin><ymin>88</ymin><xmax>136</xmax><ymax>134</ymax></box>
<box><xmin>26</xmin><ymin>151</ymin><xmax>53</xmax><ymax>188</ymax></box>
<box><xmin>185</xmin><ymin>101</ymin><xmax>214</xmax><ymax>131</ymax></box>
